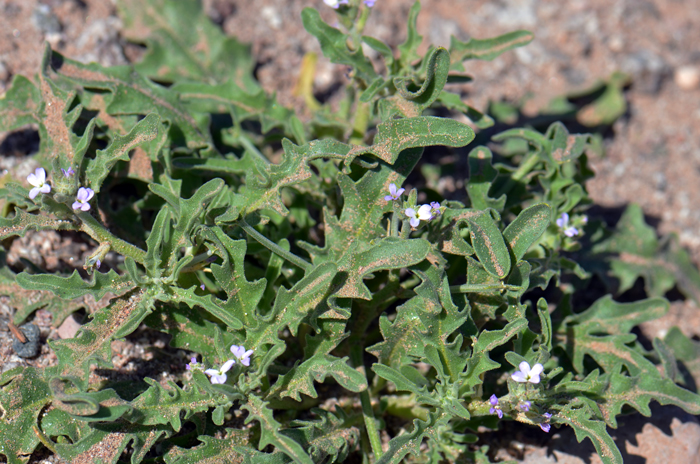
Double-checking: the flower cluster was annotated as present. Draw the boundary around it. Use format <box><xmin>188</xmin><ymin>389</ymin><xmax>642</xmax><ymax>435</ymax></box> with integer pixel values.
<box><xmin>404</xmin><ymin>202</ymin><xmax>443</xmax><ymax>228</ymax></box>
<box><xmin>556</xmin><ymin>212</ymin><xmax>579</xmax><ymax>237</ymax></box>
<box><xmin>489</xmin><ymin>394</ymin><xmax>503</xmax><ymax>419</ymax></box>
<box><xmin>204</xmin><ymin>344</ymin><xmax>254</xmax><ymax>385</ymax></box>
<box><xmin>25</xmin><ymin>168</ymin><xmax>96</xmax><ymax>212</ymax></box>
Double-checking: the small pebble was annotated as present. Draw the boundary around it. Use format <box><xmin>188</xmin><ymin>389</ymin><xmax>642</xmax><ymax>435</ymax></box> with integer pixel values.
<box><xmin>12</xmin><ymin>323</ymin><xmax>41</xmax><ymax>358</ymax></box>
<box><xmin>675</xmin><ymin>65</ymin><xmax>700</xmax><ymax>90</ymax></box>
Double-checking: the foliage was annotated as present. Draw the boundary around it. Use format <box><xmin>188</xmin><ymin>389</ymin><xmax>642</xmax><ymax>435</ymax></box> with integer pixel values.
<box><xmin>0</xmin><ymin>1</ymin><xmax>699</xmax><ymax>463</ymax></box>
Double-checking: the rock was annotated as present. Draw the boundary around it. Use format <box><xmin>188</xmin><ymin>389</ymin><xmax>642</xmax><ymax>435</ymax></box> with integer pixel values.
<box><xmin>31</xmin><ymin>4</ymin><xmax>61</xmax><ymax>35</ymax></box>
<box><xmin>57</xmin><ymin>313</ymin><xmax>83</xmax><ymax>340</ymax></box>
<box><xmin>620</xmin><ymin>50</ymin><xmax>671</xmax><ymax>95</ymax></box>
<box><xmin>11</xmin><ymin>323</ymin><xmax>41</xmax><ymax>358</ymax></box>
<box><xmin>675</xmin><ymin>66</ymin><xmax>700</xmax><ymax>90</ymax></box>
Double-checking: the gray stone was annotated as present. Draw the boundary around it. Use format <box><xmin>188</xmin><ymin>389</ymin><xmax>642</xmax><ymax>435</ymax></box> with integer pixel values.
<box><xmin>12</xmin><ymin>323</ymin><xmax>41</xmax><ymax>358</ymax></box>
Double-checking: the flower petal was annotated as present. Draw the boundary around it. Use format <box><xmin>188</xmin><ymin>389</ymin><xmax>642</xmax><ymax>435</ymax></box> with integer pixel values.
<box><xmin>220</xmin><ymin>359</ymin><xmax>236</xmax><ymax>373</ymax></box>
<box><xmin>72</xmin><ymin>201</ymin><xmax>82</xmax><ymax>210</ymax></box>
<box><xmin>409</xmin><ymin>217</ymin><xmax>420</xmax><ymax>228</ymax></box>
<box><xmin>530</xmin><ymin>363</ymin><xmax>544</xmax><ymax>377</ymax></box>
<box><xmin>29</xmin><ymin>187</ymin><xmax>40</xmax><ymax>200</ymax></box>
<box><xmin>511</xmin><ymin>371</ymin><xmax>528</xmax><ymax>383</ymax></box>
<box><xmin>518</xmin><ymin>361</ymin><xmax>531</xmax><ymax>375</ymax></box>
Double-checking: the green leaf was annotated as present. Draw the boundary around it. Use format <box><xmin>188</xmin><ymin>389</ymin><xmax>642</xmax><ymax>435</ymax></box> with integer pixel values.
<box><xmin>388</xmin><ymin>47</ymin><xmax>450</xmax><ymax>117</ymax></box>
<box><xmin>590</xmin><ymin>204</ymin><xmax>700</xmax><ymax>303</ymax></box>
<box><xmin>396</xmin><ymin>1</ymin><xmax>423</xmax><ymax>67</ymax></box>
<box><xmin>242</xmin><ymin>395</ymin><xmax>313</xmax><ymax>464</ymax></box>
<box><xmin>16</xmin><ymin>269</ymin><xmax>134</xmax><ymax>301</ymax></box>
<box><xmin>301</xmin><ymin>8</ymin><xmax>377</xmax><ymax>85</ymax></box>
<box><xmin>555</xmin><ymin>411</ymin><xmax>622</xmax><ymax>464</ymax></box>
<box><xmin>562</xmin><ymin>296</ymin><xmax>668</xmax><ymax>376</ymax></box>
<box><xmin>270</xmin><ymin>320</ymin><xmax>365</xmax><ymax>401</ymax></box>
<box><xmin>118</xmin><ymin>0</ymin><xmax>258</xmax><ymax>89</ymax></box>
<box><xmin>375</xmin><ymin>412</ymin><xmax>447</xmax><ymax>464</ymax></box>
<box><xmin>48</xmin><ymin>288</ymin><xmax>154</xmax><ymax>389</ymax></box>
<box><xmin>449</xmin><ymin>30</ymin><xmax>534</xmax><ymax>70</ymax></box>
<box><xmin>127</xmin><ymin>378</ymin><xmax>233</xmax><ymax>431</ymax></box>
<box><xmin>503</xmin><ymin>203</ymin><xmax>551</xmax><ymax>261</ymax></box>
<box><xmin>44</xmin><ymin>47</ymin><xmax>212</xmax><ymax>152</ymax></box>
<box><xmin>85</xmin><ymin>113</ymin><xmax>161</xmax><ymax>193</ymax></box>
<box><xmin>468</xmin><ymin>212</ymin><xmax>512</xmax><ymax>279</ymax></box>
<box><xmin>0</xmin><ymin>367</ymin><xmax>52</xmax><ymax>463</ymax></box>
<box><xmin>285</xmin><ymin>408</ymin><xmax>360</xmax><ymax>464</ymax></box>
<box><xmin>466</xmin><ymin>146</ymin><xmax>506</xmax><ymax>211</ymax></box>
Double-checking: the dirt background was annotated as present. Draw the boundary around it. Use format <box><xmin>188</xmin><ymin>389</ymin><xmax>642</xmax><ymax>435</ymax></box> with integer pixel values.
<box><xmin>2</xmin><ymin>0</ymin><xmax>700</xmax><ymax>462</ymax></box>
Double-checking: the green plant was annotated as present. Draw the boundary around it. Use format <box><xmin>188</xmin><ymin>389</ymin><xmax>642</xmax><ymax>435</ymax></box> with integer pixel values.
<box><xmin>1</xmin><ymin>1</ymin><xmax>700</xmax><ymax>463</ymax></box>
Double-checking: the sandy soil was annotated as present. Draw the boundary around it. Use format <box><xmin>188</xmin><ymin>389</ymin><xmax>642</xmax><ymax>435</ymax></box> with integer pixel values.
<box><xmin>2</xmin><ymin>0</ymin><xmax>700</xmax><ymax>462</ymax></box>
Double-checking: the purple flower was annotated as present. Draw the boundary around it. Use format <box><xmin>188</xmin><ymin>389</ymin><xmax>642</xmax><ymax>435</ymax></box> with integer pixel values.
<box><xmin>429</xmin><ymin>201</ymin><xmax>443</xmax><ymax>217</ymax></box>
<box><xmin>511</xmin><ymin>361</ymin><xmax>544</xmax><ymax>384</ymax></box>
<box><xmin>364</xmin><ymin>0</ymin><xmax>376</xmax><ymax>6</ymax></box>
<box><xmin>384</xmin><ymin>183</ymin><xmax>405</xmax><ymax>201</ymax></box>
<box><xmin>520</xmin><ymin>400</ymin><xmax>531</xmax><ymax>412</ymax></box>
<box><xmin>95</xmin><ymin>259</ymin><xmax>101</xmax><ymax>269</ymax></box>
<box><xmin>205</xmin><ymin>359</ymin><xmax>236</xmax><ymax>384</ymax></box>
<box><xmin>539</xmin><ymin>412</ymin><xmax>552</xmax><ymax>432</ymax></box>
<box><xmin>230</xmin><ymin>344</ymin><xmax>254</xmax><ymax>367</ymax></box>
<box><xmin>489</xmin><ymin>394</ymin><xmax>503</xmax><ymax>419</ymax></box>
<box><xmin>200</xmin><ymin>284</ymin><xmax>206</xmax><ymax>291</ymax></box>
<box><xmin>72</xmin><ymin>187</ymin><xmax>94</xmax><ymax>212</ymax></box>
<box><xmin>185</xmin><ymin>356</ymin><xmax>197</xmax><ymax>370</ymax></box>
<box><xmin>405</xmin><ymin>204</ymin><xmax>433</xmax><ymax>228</ymax></box>
<box><xmin>556</xmin><ymin>212</ymin><xmax>579</xmax><ymax>237</ymax></box>
<box><xmin>323</xmin><ymin>0</ymin><xmax>349</xmax><ymax>8</ymax></box>
<box><xmin>27</xmin><ymin>168</ymin><xmax>51</xmax><ymax>199</ymax></box>
<box><xmin>61</xmin><ymin>167</ymin><xmax>75</xmax><ymax>178</ymax></box>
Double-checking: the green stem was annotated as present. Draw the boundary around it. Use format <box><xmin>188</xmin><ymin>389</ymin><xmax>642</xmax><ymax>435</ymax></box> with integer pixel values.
<box><xmin>493</xmin><ymin>152</ymin><xmax>540</xmax><ymax>199</ymax></box>
<box><xmin>350</xmin><ymin>344</ymin><xmax>383</xmax><ymax>460</ymax></box>
<box><xmin>240</xmin><ymin>220</ymin><xmax>311</xmax><ymax>272</ymax></box>
<box><xmin>77</xmin><ymin>211</ymin><xmax>146</xmax><ymax>265</ymax></box>
<box><xmin>449</xmin><ymin>282</ymin><xmax>521</xmax><ymax>293</ymax></box>
<box><xmin>238</xmin><ymin>133</ymin><xmax>270</xmax><ymax>165</ymax></box>
<box><xmin>399</xmin><ymin>218</ymin><xmax>411</xmax><ymax>240</ymax></box>
<box><xmin>390</xmin><ymin>208</ymin><xmax>400</xmax><ymax>237</ymax></box>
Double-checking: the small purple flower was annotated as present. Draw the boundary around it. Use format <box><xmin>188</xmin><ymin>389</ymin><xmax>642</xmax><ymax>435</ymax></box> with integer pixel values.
<box><xmin>95</xmin><ymin>259</ymin><xmax>101</xmax><ymax>269</ymax></box>
<box><xmin>200</xmin><ymin>284</ymin><xmax>206</xmax><ymax>291</ymax></box>
<box><xmin>405</xmin><ymin>204</ymin><xmax>433</xmax><ymax>228</ymax></box>
<box><xmin>323</xmin><ymin>0</ymin><xmax>349</xmax><ymax>8</ymax></box>
<box><xmin>205</xmin><ymin>359</ymin><xmax>236</xmax><ymax>384</ymax></box>
<box><xmin>384</xmin><ymin>183</ymin><xmax>405</xmax><ymax>202</ymax></box>
<box><xmin>61</xmin><ymin>167</ymin><xmax>75</xmax><ymax>178</ymax></box>
<box><xmin>539</xmin><ymin>412</ymin><xmax>552</xmax><ymax>432</ymax></box>
<box><xmin>27</xmin><ymin>168</ymin><xmax>51</xmax><ymax>199</ymax></box>
<box><xmin>72</xmin><ymin>187</ymin><xmax>94</xmax><ymax>212</ymax></box>
<box><xmin>429</xmin><ymin>201</ymin><xmax>443</xmax><ymax>217</ymax></box>
<box><xmin>556</xmin><ymin>212</ymin><xmax>579</xmax><ymax>237</ymax></box>
<box><xmin>520</xmin><ymin>400</ymin><xmax>531</xmax><ymax>412</ymax></box>
<box><xmin>185</xmin><ymin>356</ymin><xmax>197</xmax><ymax>370</ymax></box>
<box><xmin>511</xmin><ymin>361</ymin><xmax>544</xmax><ymax>384</ymax></box>
<box><xmin>364</xmin><ymin>0</ymin><xmax>376</xmax><ymax>6</ymax></box>
<box><xmin>489</xmin><ymin>394</ymin><xmax>503</xmax><ymax>419</ymax></box>
<box><xmin>230</xmin><ymin>344</ymin><xmax>254</xmax><ymax>367</ymax></box>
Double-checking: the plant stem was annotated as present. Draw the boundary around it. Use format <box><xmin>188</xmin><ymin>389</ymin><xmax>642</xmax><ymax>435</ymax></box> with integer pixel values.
<box><xmin>492</xmin><ymin>152</ymin><xmax>540</xmax><ymax>199</ymax></box>
<box><xmin>238</xmin><ymin>133</ymin><xmax>270</xmax><ymax>165</ymax></box>
<box><xmin>350</xmin><ymin>344</ymin><xmax>383</xmax><ymax>461</ymax></box>
<box><xmin>77</xmin><ymin>211</ymin><xmax>146</xmax><ymax>265</ymax></box>
<box><xmin>239</xmin><ymin>220</ymin><xmax>311</xmax><ymax>272</ymax></box>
